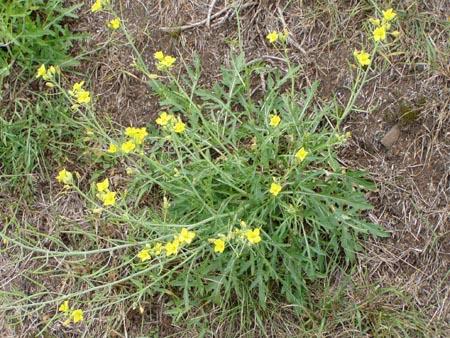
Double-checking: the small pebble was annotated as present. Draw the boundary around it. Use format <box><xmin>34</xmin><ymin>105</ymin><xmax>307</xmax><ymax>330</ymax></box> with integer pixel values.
<box><xmin>381</xmin><ymin>125</ymin><xmax>400</xmax><ymax>148</ymax></box>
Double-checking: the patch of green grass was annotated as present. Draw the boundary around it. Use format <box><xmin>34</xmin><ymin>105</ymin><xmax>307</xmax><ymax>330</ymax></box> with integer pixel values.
<box><xmin>0</xmin><ymin>0</ymin><xmax>81</xmax><ymax>84</ymax></box>
<box><xmin>0</xmin><ymin>96</ymin><xmax>86</xmax><ymax>196</ymax></box>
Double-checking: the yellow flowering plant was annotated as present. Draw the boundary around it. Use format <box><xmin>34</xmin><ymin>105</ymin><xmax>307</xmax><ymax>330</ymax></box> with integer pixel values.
<box><xmin>114</xmin><ymin>48</ymin><xmax>388</xmax><ymax>320</ymax></box>
<box><xmin>12</xmin><ymin>12</ymin><xmax>395</xmax><ymax>335</ymax></box>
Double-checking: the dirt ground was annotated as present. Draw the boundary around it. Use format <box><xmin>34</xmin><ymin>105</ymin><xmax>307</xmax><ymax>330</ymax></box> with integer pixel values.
<box><xmin>2</xmin><ymin>0</ymin><xmax>449</xmax><ymax>336</ymax></box>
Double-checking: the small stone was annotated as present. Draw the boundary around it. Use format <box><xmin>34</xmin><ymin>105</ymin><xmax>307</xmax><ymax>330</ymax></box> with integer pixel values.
<box><xmin>381</xmin><ymin>125</ymin><xmax>400</xmax><ymax>148</ymax></box>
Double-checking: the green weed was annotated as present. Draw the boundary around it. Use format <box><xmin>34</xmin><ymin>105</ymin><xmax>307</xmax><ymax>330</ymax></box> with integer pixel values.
<box><xmin>0</xmin><ymin>0</ymin><xmax>81</xmax><ymax>83</ymax></box>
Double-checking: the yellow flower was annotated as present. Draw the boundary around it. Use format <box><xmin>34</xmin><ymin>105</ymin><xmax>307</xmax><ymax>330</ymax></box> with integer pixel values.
<box><xmin>155</xmin><ymin>112</ymin><xmax>172</xmax><ymax>126</ymax></box>
<box><xmin>154</xmin><ymin>51</ymin><xmax>165</xmax><ymax>61</ymax></box>
<box><xmin>353</xmin><ymin>50</ymin><xmax>371</xmax><ymax>67</ymax></box>
<box><xmin>152</xmin><ymin>242</ymin><xmax>163</xmax><ymax>255</ymax></box>
<box><xmin>102</xmin><ymin>191</ymin><xmax>116</xmax><ymax>206</ymax></box>
<box><xmin>173</xmin><ymin>120</ymin><xmax>186</xmax><ymax>133</ymax></box>
<box><xmin>269</xmin><ymin>114</ymin><xmax>281</xmax><ymax>127</ymax></box>
<box><xmin>56</xmin><ymin>169</ymin><xmax>73</xmax><ymax>185</ymax></box>
<box><xmin>266</xmin><ymin>31</ymin><xmax>278</xmax><ymax>43</ymax></box>
<box><xmin>177</xmin><ymin>228</ymin><xmax>196</xmax><ymax>245</ymax></box>
<box><xmin>382</xmin><ymin>8</ymin><xmax>396</xmax><ymax>22</ymax></box>
<box><xmin>108</xmin><ymin>17</ymin><xmax>121</xmax><ymax>30</ymax></box>
<box><xmin>91</xmin><ymin>0</ymin><xmax>102</xmax><ymax>12</ymax></box>
<box><xmin>165</xmin><ymin>240</ymin><xmax>179</xmax><ymax>256</ymax></box>
<box><xmin>36</xmin><ymin>64</ymin><xmax>46</xmax><ymax>78</ymax></box>
<box><xmin>137</xmin><ymin>248</ymin><xmax>151</xmax><ymax>262</ymax></box>
<box><xmin>373</xmin><ymin>26</ymin><xmax>387</xmax><ymax>42</ymax></box>
<box><xmin>72</xmin><ymin>81</ymin><xmax>85</xmax><ymax>93</ymax></box>
<box><xmin>107</xmin><ymin>143</ymin><xmax>118</xmax><ymax>154</ymax></box>
<box><xmin>96</xmin><ymin>178</ymin><xmax>109</xmax><ymax>192</ymax></box>
<box><xmin>269</xmin><ymin>182</ymin><xmax>282</xmax><ymax>196</ymax></box>
<box><xmin>59</xmin><ymin>300</ymin><xmax>70</xmax><ymax>313</ymax></box>
<box><xmin>134</xmin><ymin>128</ymin><xmax>148</xmax><ymax>144</ymax></box>
<box><xmin>121</xmin><ymin>140</ymin><xmax>136</xmax><ymax>153</ymax></box>
<box><xmin>212</xmin><ymin>239</ymin><xmax>225</xmax><ymax>253</ymax></box>
<box><xmin>295</xmin><ymin>147</ymin><xmax>309</xmax><ymax>162</ymax></box>
<box><xmin>71</xmin><ymin>309</ymin><xmax>84</xmax><ymax>323</ymax></box>
<box><xmin>76</xmin><ymin>90</ymin><xmax>91</xmax><ymax>104</ymax></box>
<box><xmin>48</xmin><ymin>65</ymin><xmax>57</xmax><ymax>75</ymax></box>
<box><xmin>125</xmin><ymin>127</ymin><xmax>148</xmax><ymax>144</ymax></box>
<box><xmin>244</xmin><ymin>228</ymin><xmax>262</xmax><ymax>245</ymax></box>
<box><xmin>157</xmin><ymin>55</ymin><xmax>176</xmax><ymax>70</ymax></box>
<box><xmin>369</xmin><ymin>18</ymin><xmax>381</xmax><ymax>26</ymax></box>
<box><xmin>125</xmin><ymin>127</ymin><xmax>137</xmax><ymax>137</ymax></box>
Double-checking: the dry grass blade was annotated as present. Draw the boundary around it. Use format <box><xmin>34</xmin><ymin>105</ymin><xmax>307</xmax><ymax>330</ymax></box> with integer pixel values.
<box><xmin>159</xmin><ymin>1</ymin><xmax>257</xmax><ymax>32</ymax></box>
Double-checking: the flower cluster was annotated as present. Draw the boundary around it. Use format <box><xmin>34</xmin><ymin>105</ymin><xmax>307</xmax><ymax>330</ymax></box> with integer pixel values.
<box><xmin>353</xmin><ymin>8</ymin><xmax>399</xmax><ymax>67</ymax></box>
<box><xmin>138</xmin><ymin>222</ymin><xmax>263</xmax><ymax>259</ymax></box>
<box><xmin>68</xmin><ymin>81</ymin><xmax>91</xmax><ymax>105</ymax></box>
<box><xmin>207</xmin><ymin>221</ymin><xmax>263</xmax><ymax>254</ymax></box>
<box><xmin>266</xmin><ymin>29</ymin><xmax>289</xmax><ymax>44</ymax></box>
<box><xmin>137</xmin><ymin>228</ymin><xmax>196</xmax><ymax>261</ymax></box>
<box><xmin>95</xmin><ymin>178</ymin><xmax>117</xmax><ymax>207</ymax></box>
<box><xmin>91</xmin><ymin>0</ymin><xmax>109</xmax><ymax>12</ymax></box>
<box><xmin>56</xmin><ymin>169</ymin><xmax>73</xmax><ymax>186</ymax></box>
<box><xmin>154</xmin><ymin>51</ymin><xmax>176</xmax><ymax>71</ymax></box>
<box><xmin>107</xmin><ymin>127</ymin><xmax>148</xmax><ymax>155</ymax></box>
<box><xmin>265</xmin><ymin>146</ymin><xmax>309</xmax><ymax>197</ymax></box>
<box><xmin>58</xmin><ymin>301</ymin><xmax>84</xmax><ymax>325</ymax></box>
<box><xmin>108</xmin><ymin>18</ymin><xmax>121</xmax><ymax>30</ymax></box>
<box><xmin>371</xmin><ymin>8</ymin><xmax>398</xmax><ymax>42</ymax></box>
<box><xmin>36</xmin><ymin>64</ymin><xmax>60</xmax><ymax>82</ymax></box>
<box><xmin>155</xmin><ymin>111</ymin><xmax>186</xmax><ymax>134</ymax></box>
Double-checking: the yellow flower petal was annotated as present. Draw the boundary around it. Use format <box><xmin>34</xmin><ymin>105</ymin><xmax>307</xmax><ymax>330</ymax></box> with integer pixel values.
<box><xmin>71</xmin><ymin>309</ymin><xmax>83</xmax><ymax>323</ymax></box>
<box><xmin>382</xmin><ymin>8</ymin><xmax>397</xmax><ymax>22</ymax></box>
<box><xmin>269</xmin><ymin>183</ymin><xmax>282</xmax><ymax>196</ymax></box>
<box><xmin>154</xmin><ymin>51</ymin><xmax>165</xmax><ymax>61</ymax></box>
<box><xmin>266</xmin><ymin>31</ymin><xmax>278</xmax><ymax>43</ymax></box>
<box><xmin>121</xmin><ymin>141</ymin><xmax>136</xmax><ymax>153</ymax></box>
<box><xmin>107</xmin><ymin>143</ymin><xmax>118</xmax><ymax>154</ymax></box>
<box><xmin>177</xmin><ymin>228</ymin><xmax>196</xmax><ymax>245</ymax></box>
<box><xmin>36</xmin><ymin>64</ymin><xmax>46</xmax><ymax>78</ymax></box>
<box><xmin>165</xmin><ymin>240</ymin><xmax>179</xmax><ymax>256</ymax></box>
<box><xmin>59</xmin><ymin>300</ymin><xmax>70</xmax><ymax>313</ymax></box>
<box><xmin>244</xmin><ymin>228</ymin><xmax>262</xmax><ymax>244</ymax></box>
<box><xmin>102</xmin><ymin>191</ymin><xmax>116</xmax><ymax>206</ymax></box>
<box><xmin>173</xmin><ymin>120</ymin><xmax>186</xmax><ymax>133</ymax></box>
<box><xmin>353</xmin><ymin>50</ymin><xmax>371</xmax><ymax>67</ymax></box>
<box><xmin>295</xmin><ymin>147</ymin><xmax>309</xmax><ymax>162</ymax></box>
<box><xmin>269</xmin><ymin>114</ymin><xmax>281</xmax><ymax>127</ymax></box>
<box><xmin>108</xmin><ymin>18</ymin><xmax>121</xmax><ymax>30</ymax></box>
<box><xmin>373</xmin><ymin>26</ymin><xmax>387</xmax><ymax>42</ymax></box>
<box><xmin>137</xmin><ymin>248</ymin><xmax>151</xmax><ymax>262</ymax></box>
<box><xmin>213</xmin><ymin>239</ymin><xmax>225</xmax><ymax>253</ymax></box>
<box><xmin>96</xmin><ymin>178</ymin><xmax>109</xmax><ymax>192</ymax></box>
<box><xmin>91</xmin><ymin>0</ymin><xmax>102</xmax><ymax>12</ymax></box>
<box><xmin>56</xmin><ymin>169</ymin><xmax>73</xmax><ymax>185</ymax></box>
